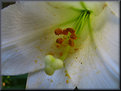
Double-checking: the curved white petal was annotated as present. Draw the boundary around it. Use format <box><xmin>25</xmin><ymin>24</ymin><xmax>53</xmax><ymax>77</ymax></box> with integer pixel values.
<box><xmin>1</xmin><ymin>1</ymin><xmax>80</xmax><ymax>75</ymax></box>
<box><xmin>107</xmin><ymin>1</ymin><xmax>120</xmax><ymax>17</ymax></box>
<box><xmin>2</xmin><ymin>28</ymin><xmax>57</xmax><ymax>75</ymax></box>
<box><xmin>26</xmin><ymin>68</ymin><xmax>75</xmax><ymax>89</ymax></box>
<box><xmin>65</xmin><ymin>38</ymin><xmax>119</xmax><ymax>89</ymax></box>
<box><xmin>93</xmin><ymin>2</ymin><xmax>119</xmax><ymax>80</ymax></box>
<box><xmin>1</xmin><ymin>1</ymin><xmax>119</xmax><ymax>89</ymax></box>
<box><xmin>84</xmin><ymin>1</ymin><xmax>106</xmax><ymax>15</ymax></box>
<box><xmin>64</xmin><ymin>2</ymin><xmax>119</xmax><ymax>89</ymax></box>
<box><xmin>2</xmin><ymin>1</ymin><xmax>80</xmax><ymax>47</ymax></box>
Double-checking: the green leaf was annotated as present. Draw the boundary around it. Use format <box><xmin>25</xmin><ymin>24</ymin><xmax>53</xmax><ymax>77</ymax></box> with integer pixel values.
<box><xmin>2</xmin><ymin>74</ymin><xmax>28</xmax><ymax>90</ymax></box>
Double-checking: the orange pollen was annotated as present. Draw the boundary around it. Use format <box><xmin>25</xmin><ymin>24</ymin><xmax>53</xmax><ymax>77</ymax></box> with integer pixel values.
<box><xmin>68</xmin><ymin>39</ymin><xmax>74</xmax><ymax>47</ymax></box>
<box><xmin>54</xmin><ymin>27</ymin><xmax>77</xmax><ymax>47</ymax></box>
<box><xmin>62</xmin><ymin>29</ymin><xmax>68</xmax><ymax>35</ymax></box>
<box><xmin>67</xmin><ymin>28</ymin><xmax>75</xmax><ymax>33</ymax></box>
<box><xmin>70</xmin><ymin>33</ymin><xmax>77</xmax><ymax>39</ymax></box>
<box><xmin>56</xmin><ymin>38</ymin><xmax>64</xmax><ymax>44</ymax></box>
<box><xmin>55</xmin><ymin>28</ymin><xmax>63</xmax><ymax>35</ymax></box>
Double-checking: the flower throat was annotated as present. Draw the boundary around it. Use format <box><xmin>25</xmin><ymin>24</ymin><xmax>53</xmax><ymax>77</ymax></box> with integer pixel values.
<box><xmin>44</xmin><ymin>10</ymin><xmax>92</xmax><ymax>75</ymax></box>
<box><xmin>54</xmin><ymin>10</ymin><xmax>91</xmax><ymax>60</ymax></box>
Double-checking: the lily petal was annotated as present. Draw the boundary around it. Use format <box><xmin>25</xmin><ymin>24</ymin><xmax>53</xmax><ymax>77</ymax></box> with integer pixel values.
<box><xmin>83</xmin><ymin>1</ymin><xmax>105</xmax><ymax>15</ymax></box>
<box><xmin>93</xmin><ymin>2</ymin><xmax>119</xmax><ymax>80</ymax></box>
<box><xmin>65</xmin><ymin>39</ymin><xmax>119</xmax><ymax>89</ymax></box>
<box><xmin>107</xmin><ymin>1</ymin><xmax>119</xmax><ymax>17</ymax></box>
<box><xmin>26</xmin><ymin>68</ymin><xmax>75</xmax><ymax>89</ymax></box>
<box><xmin>65</xmin><ymin>2</ymin><xmax>119</xmax><ymax>89</ymax></box>
<box><xmin>1</xmin><ymin>1</ymin><xmax>80</xmax><ymax>75</ymax></box>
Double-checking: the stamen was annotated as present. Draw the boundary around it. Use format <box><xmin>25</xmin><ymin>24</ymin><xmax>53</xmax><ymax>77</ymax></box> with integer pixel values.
<box><xmin>44</xmin><ymin>8</ymin><xmax>92</xmax><ymax>75</ymax></box>
<box><xmin>68</xmin><ymin>39</ymin><xmax>74</xmax><ymax>47</ymax></box>
<box><xmin>56</xmin><ymin>10</ymin><xmax>91</xmax><ymax>61</ymax></box>
<box><xmin>55</xmin><ymin>27</ymin><xmax>77</xmax><ymax>47</ymax></box>
<box><xmin>56</xmin><ymin>38</ymin><xmax>64</xmax><ymax>44</ymax></box>
<box><xmin>62</xmin><ymin>29</ymin><xmax>68</xmax><ymax>35</ymax></box>
<box><xmin>70</xmin><ymin>33</ymin><xmax>77</xmax><ymax>40</ymax></box>
<box><xmin>55</xmin><ymin>28</ymin><xmax>63</xmax><ymax>35</ymax></box>
<box><xmin>67</xmin><ymin>28</ymin><xmax>75</xmax><ymax>33</ymax></box>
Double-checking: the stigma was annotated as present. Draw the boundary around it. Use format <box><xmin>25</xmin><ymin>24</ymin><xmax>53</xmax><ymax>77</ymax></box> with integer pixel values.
<box><xmin>44</xmin><ymin>55</ymin><xmax>63</xmax><ymax>75</ymax></box>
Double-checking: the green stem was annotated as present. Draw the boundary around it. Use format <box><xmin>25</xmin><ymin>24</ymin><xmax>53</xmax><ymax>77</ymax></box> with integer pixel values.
<box><xmin>74</xmin><ymin>12</ymin><xmax>83</xmax><ymax>31</ymax></box>
<box><xmin>76</xmin><ymin>12</ymin><xmax>87</xmax><ymax>34</ymax></box>
<box><xmin>80</xmin><ymin>2</ymin><xmax>87</xmax><ymax>10</ymax></box>
<box><xmin>77</xmin><ymin>13</ymin><xmax>89</xmax><ymax>35</ymax></box>
<box><xmin>75</xmin><ymin>12</ymin><xmax>84</xmax><ymax>32</ymax></box>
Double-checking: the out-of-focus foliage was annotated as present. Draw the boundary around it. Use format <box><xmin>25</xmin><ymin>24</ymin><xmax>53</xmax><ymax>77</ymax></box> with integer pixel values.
<box><xmin>2</xmin><ymin>2</ymin><xmax>15</xmax><ymax>9</ymax></box>
<box><xmin>2</xmin><ymin>74</ymin><xmax>28</xmax><ymax>90</ymax></box>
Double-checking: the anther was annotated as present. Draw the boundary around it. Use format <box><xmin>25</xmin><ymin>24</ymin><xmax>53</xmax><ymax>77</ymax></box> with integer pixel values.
<box><xmin>67</xmin><ymin>28</ymin><xmax>75</xmax><ymax>33</ymax></box>
<box><xmin>55</xmin><ymin>28</ymin><xmax>63</xmax><ymax>35</ymax></box>
<box><xmin>69</xmin><ymin>39</ymin><xmax>74</xmax><ymax>47</ymax></box>
<box><xmin>62</xmin><ymin>29</ymin><xmax>68</xmax><ymax>35</ymax></box>
<box><xmin>56</xmin><ymin>38</ymin><xmax>64</xmax><ymax>44</ymax></box>
<box><xmin>70</xmin><ymin>33</ymin><xmax>77</xmax><ymax>40</ymax></box>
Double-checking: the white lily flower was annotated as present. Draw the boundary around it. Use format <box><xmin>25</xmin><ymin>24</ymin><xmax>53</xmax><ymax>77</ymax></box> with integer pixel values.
<box><xmin>1</xmin><ymin>1</ymin><xmax>119</xmax><ymax>89</ymax></box>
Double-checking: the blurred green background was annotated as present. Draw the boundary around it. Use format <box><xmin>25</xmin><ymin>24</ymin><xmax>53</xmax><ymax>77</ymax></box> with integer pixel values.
<box><xmin>1</xmin><ymin>2</ymin><xmax>28</xmax><ymax>90</ymax></box>
<box><xmin>2</xmin><ymin>74</ymin><xmax>28</xmax><ymax>90</ymax></box>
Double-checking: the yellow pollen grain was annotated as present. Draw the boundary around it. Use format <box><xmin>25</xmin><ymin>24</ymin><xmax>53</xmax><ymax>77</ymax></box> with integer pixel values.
<box><xmin>103</xmin><ymin>3</ymin><xmax>108</xmax><ymax>9</ymax></box>
<box><xmin>67</xmin><ymin>74</ymin><xmax>71</xmax><ymax>79</ymax></box>
<box><xmin>34</xmin><ymin>60</ymin><xmax>38</xmax><ymax>64</ymax></box>
<box><xmin>65</xmin><ymin>70</ymin><xmax>71</xmax><ymax>79</ymax></box>
<box><xmin>66</xmin><ymin>80</ymin><xmax>69</xmax><ymax>84</ymax></box>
